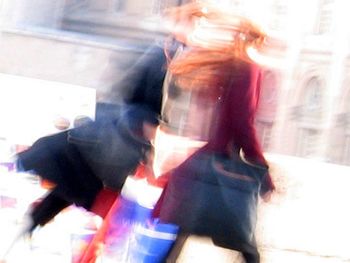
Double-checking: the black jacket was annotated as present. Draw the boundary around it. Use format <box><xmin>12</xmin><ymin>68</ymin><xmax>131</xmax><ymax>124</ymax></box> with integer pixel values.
<box><xmin>16</xmin><ymin>42</ymin><xmax>170</xmax><ymax>230</ymax></box>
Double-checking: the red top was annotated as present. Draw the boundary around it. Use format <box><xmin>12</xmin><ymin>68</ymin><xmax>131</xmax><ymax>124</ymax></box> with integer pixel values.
<box><xmin>205</xmin><ymin>60</ymin><xmax>275</xmax><ymax>194</ymax></box>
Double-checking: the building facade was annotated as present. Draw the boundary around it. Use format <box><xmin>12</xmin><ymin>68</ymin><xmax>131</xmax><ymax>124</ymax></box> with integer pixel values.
<box><xmin>0</xmin><ymin>0</ymin><xmax>350</xmax><ymax>165</ymax></box>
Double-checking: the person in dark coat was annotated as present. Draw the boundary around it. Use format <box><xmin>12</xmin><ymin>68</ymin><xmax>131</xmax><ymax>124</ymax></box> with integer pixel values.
<box><xmin>16</xmin><ymin>43</ymin><xmax>172</xmax><ymax>232</ymax></box>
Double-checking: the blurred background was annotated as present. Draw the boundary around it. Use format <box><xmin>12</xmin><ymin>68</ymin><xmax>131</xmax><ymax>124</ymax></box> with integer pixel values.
<box><xmin>0</xmin><ymin>0</ymin><xmax>350</xmax><ymax>262</ymax></box>
<box><xmin>0</xmin><ymin>0</ymin><xmax>349</xmax><ymax>164</ymax></box>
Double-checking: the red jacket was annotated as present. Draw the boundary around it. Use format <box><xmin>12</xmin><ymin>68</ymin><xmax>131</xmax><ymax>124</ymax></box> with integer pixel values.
<box><xmin>205</xmin><ymin>60</ymin><xmax>275</xmax><ymax>194</ymax></box>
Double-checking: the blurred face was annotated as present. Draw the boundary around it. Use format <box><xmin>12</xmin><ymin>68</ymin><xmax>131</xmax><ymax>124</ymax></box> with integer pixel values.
<box><xmin>167</xmin><ymin>6</ymin><xmax>237</xmax><ymax>50</ymax></box>
<box><xmin>168</xmin><ymin>15</ymin><xmax>196</xmax><ymax>45</ymax></box>
<box><xmin>165</xmin><ymin>1</ymin><xmax>265</xmax><ymax>53</ymax></box>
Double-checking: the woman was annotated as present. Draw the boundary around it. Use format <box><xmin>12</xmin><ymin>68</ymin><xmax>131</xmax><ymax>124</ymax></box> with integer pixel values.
<box><xmin>158</xmin><ymin>1</ymin><xmax>275</xmax><ymax>196</ymax></box>
<box><xmin>153</xmin><ymin>2</ymin><xmax>275</xmax><ymax>262</ymax></box>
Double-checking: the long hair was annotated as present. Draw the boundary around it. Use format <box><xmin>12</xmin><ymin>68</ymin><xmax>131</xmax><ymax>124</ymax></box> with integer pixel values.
<box><xmin>163</xmin><ymin>2</ymin><xmax>266</xmax><ymax>90</ymax></box>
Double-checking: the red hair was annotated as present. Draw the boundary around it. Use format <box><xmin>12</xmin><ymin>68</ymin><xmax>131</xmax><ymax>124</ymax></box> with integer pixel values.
<box><xmin>162</xmin><ymin>2</ymin><xmax>267</xmax><ymax>94</ymax></box>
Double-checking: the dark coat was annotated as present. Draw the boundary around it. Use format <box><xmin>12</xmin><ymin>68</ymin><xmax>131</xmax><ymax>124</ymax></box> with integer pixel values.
<box><xmin>16</xmin><ymin>43</ymin><xmax>169</xmax><ymax>230</ymax></box>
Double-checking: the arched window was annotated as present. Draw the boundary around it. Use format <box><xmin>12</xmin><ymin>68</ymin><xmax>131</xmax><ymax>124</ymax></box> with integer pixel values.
<box><xmin>296</xmin><ymin>76</ymin><xmax>324</xmax><ymax>158</ymax></box>
<box><xmin>260</xmin><ymin>71</ymin><xmax>278</xmax><ymax>105</ymax></box>
<box><xmin>341</xmin><ymin>88</ymin><xmax>350</xmax><ymax>164</ymax></box>
<box><xmin>303</xmin><ymin>76</ymin><xmax>323</xmax><ymax>113</ymax></box>
<box><xmin>256</xmin><ymin>71</ymin><xmax>278</xmax><ymax>151</ymax></box>
<box><xmin>297</xmin><ymin>128</ymin><xmax>320</xmax><ymax>157</ymax></box>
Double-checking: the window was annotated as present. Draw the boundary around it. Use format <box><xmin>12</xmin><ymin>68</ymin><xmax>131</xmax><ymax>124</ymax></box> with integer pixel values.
<box><xmin>270</xmin><ymin>0</ymin><xmax>288</xmax><ymax>31</ymax></box>
<box><xmin>343</xmin><ymin>135</ymin><xmax>350</xmax><ymax>165</ymax></box>
<box><xmin>261</xmin><ymin>72</ymin><xmax>278</xmax><ymax>105</ymax></box>
<box><xmin>64</xmin><ymin>0</ymin><xmax>90</xmax><ymax>14</ymax></box>
<box><xmin>303</xmin><ymin>77</ymin><xmax>323</xmax><ymax>113</ymax></box>
<box><xmin>315</xmin><ymin>0</ymin><xmax>335</xmax><ymax>34</ymax></box>
<box><xmin>297</xmin><ymin>128</ymin><xmax>319</xmax><ymax>157</ymax></box>
<box><xmin>340</xmin><ymin>90</ymin><xmax>350</xmax><ymax>164</ymax></box>
<box><xmin>205</xmin><ymin>0</ymin><xmax>241</xmax><ymax>7</ymax></box>
<box><xmin>61</xmin><ymin>0</ymin><xmax>173</xmax><ymax>40</ymax></box>
<box><xmin>259</xmin><ymin>122</ymin><xmax>273</xmax><ymax>151</ymax></box>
